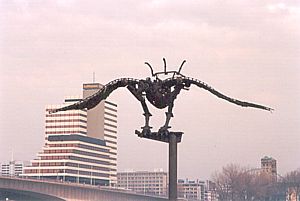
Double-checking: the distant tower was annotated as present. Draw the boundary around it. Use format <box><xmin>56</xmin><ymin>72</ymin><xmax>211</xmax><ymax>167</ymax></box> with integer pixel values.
<box><xmin>261</xmin><ymin>156</ymin><xmax>277</xmax><ymax>181</ymax></box>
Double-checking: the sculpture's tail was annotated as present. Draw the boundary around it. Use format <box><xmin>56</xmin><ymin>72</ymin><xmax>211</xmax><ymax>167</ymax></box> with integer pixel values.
<box><xmin>179</xmin><ymin>77</ymin><xmax>274</xmax><ymax>112</ymax></box>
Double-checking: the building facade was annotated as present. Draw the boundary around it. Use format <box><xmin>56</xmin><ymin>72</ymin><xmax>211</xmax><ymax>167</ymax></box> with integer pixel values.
<box><xmin>45</xmin><ymin>96</ymin><xmax>87</xmax><ymax>139</ymax></box>
<box><xmin>1</xmin><ymin>160</ymin><xmax>27</xmax><ymax>177</ymax></box>
<box><xmin>178</xmin><ymin>179</ymin><xmax>205</xmax><ymax>201</ymax></box>
<box><xmin>83</xmin><ymin>83</ymin><xmax>118</xmax><ymax>185</ymax></box>
<box><xmin>117</xmin><ymin>170</ymin><xmax>168</xmax><ymax>196</ymax></box>
<box><xmin>22</xmin><ymin>83</ymin><xmax>117</xmax><ymax>186</ymax></box>
<box><xmin>204</xmin><ymin>180</ymin><xmax>218</xmax><ymax>201</ymax></box>
<box><xmin>261</xmin><ymin>156</ymin><xmax>277</xmax><ymax>181</ymax></box>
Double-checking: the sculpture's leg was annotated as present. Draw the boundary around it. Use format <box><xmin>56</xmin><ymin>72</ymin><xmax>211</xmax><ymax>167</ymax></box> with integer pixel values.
<box><xmin>127</xmin><ymin>86</ymin><xmax>152</xmax><ymax>135</ymax></box>
<box><xmin>159</xmin><ymin>85</ymin><xmax>183</xmax><ymax>134</ymax></box>
<box><xmin>159</xmin><ymin>101</ymin><xmax>174</xmax><ymax>133</ymax></box>
<box><xmin>140</xmin><ymin>99</ymin><xmax>152</xmax><ymax>134</ymax></box>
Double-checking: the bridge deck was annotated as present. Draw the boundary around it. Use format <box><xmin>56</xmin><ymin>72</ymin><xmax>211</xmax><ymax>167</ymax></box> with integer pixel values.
<box><xmin>0</xmin><ymin>176</ymin><xmax>167</xmax><ymax>201</ymax></box>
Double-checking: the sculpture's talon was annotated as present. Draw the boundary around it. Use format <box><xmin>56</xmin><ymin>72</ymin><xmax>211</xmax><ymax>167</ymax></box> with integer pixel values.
<box><xmin>158</xmin><ymin>126</ymin><xmax>171</xmax><ymax>135</ymax></box>
<box><xmin>141</xmin><ymin>129</ymin><xmax>151</xmax><ymax>137</ymax></box>
<box><xmin>135</xmin><ymin>126</ymin><xmax>152</xmax><ymax>137</ymax></box>
<box><xmin>135</xmin><ymin>130</ymin><xmax>141</xmax><ymax>136</ymax></box>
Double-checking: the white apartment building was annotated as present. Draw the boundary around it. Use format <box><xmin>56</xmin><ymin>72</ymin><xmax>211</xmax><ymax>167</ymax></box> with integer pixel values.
<box><xmin>22</xmin><ymin>83</ymin><xmax>117</xmax><ymax>186</ymax></box>
<box><xmin>178</xmin><ymin>179</ymin><xmax>205</xmax><ymax>201</ymax></box>
<box><xmin>1</xmin><ymin>160</ymin><xmax>28</xmax><ymax>177</ymax></box>
<box><xmin>204</xmin><ymin>180</ymin><xmax>218</xmax><ymax>201</ymax></box>
<box><xmin>117</xmin><ymin>170</ymin><xmax>168</xmax><ymax>196</ymax></box>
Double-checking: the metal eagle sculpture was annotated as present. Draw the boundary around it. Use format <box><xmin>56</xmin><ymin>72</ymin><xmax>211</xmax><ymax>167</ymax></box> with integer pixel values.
<box><xmin>50</xmin><ymin>58</ymin><xmax>273</xmax><ymax>137</ymax></box>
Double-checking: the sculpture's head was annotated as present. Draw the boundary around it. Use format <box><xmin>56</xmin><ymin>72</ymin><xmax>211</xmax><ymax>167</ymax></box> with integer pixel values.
<box><xmin>144</xmin><ymin>58</ymin><xmax>186</xmax><ymax>81</ymax></box>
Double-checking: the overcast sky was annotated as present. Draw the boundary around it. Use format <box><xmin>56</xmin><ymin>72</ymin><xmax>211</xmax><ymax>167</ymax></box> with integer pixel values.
<box><xmin>0</xmin><ymin>0</ymin><xmax>299</xmax><ymax>180</ymax></box>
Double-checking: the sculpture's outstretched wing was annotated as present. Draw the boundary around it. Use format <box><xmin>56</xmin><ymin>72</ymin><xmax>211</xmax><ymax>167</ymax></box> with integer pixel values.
<box><xmin>166</xmin><ymin>77</ymin><xmax>273</xmax><ymax>111</ymax></box>
<box><xmin>50</xmin><ymin>78</ymin><xmax>140</xmax><ymax>113</ymax></box>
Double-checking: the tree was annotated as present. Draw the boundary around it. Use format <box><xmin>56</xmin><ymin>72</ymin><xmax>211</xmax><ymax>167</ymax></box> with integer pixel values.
<box><xmin>283</xmin><ymin>169</ymin><xmax>300</xmax><ymax>201</ymax></box>
<box><xmin>212</xmin><ymin>164</ymin><xmax>254</xmax><ymax>201</ymax></box>
<box><xmin>212</xmin><ymin>164</ymin><xmax>279</xmax><ymax>201</ymax></box>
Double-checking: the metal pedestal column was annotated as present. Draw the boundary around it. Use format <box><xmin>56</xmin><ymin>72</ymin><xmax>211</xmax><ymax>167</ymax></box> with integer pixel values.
<box><xmin>169</xmin><ymin>132</ymin><xmax>177</xmax><ymax>201</ymax></box>
<box><xmin>136</xmin><ymin>130</ymin><xmax>183</xmax><ymax>201</ymax></box>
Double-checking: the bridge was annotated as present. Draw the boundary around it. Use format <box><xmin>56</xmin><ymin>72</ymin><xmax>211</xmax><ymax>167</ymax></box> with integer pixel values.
<box><xmin>0</xmin><ymin>176</ymin><xmax>168</xmax><ymax>201</ymax></box>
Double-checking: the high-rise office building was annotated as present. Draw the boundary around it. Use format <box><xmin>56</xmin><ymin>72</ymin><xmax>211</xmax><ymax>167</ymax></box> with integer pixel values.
<box><xmin>83</xmin><ymin>83</ymin><xmax>117</xmax><ymax>185</ymax></box>
<box><xmin>117</xmin><ymin>170</ymin><xmax>168</xmax><ymax>196</ymax></box>
<box><xmin>22</xmin><ymin>83</ymin><xmax>117</xmax><ymax>186</ymax></box>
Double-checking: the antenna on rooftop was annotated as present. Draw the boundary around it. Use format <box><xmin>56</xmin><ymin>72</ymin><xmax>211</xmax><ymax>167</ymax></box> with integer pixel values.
<box><xmin>11</xmin><ymin>149</ymin><xmax>14</xmax><ymax>162</ymax></box>
<box><xmin>93</xmin><ymin>72</ymin><xmax>96</xmax><ymax>83</ymax></box>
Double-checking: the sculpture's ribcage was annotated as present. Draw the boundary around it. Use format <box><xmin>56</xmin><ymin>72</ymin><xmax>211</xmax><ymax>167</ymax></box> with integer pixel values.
<box><xmin>145</xmin><ymin>90</ymin><xmax>171</xmax><ymax>109</ymax></box>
